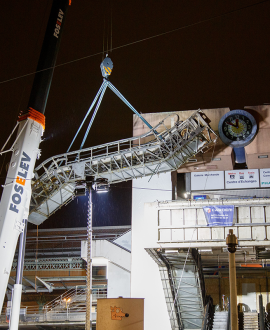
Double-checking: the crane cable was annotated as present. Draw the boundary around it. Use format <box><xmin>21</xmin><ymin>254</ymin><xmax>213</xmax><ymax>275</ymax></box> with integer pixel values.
<box><xmin>0</xmin><ymin>0</ymin><xmax>269</xmax><ymax>86</ymax></box>
<box><xmin>102</xmin><ymin>0</ymin><xmax>113</xmax><ymax>58</ymax></box>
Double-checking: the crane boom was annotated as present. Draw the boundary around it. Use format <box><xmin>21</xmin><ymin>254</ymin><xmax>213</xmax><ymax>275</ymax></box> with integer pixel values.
<box><xmin>0</xmin><ymin>0</ymin><xmax>70</xmax><ymax>313</ymax></box>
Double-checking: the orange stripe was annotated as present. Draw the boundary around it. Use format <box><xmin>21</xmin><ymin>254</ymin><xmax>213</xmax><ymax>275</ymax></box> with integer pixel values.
<box><xmin>18</xmin><ymin>108</ymin><xmax>45</xmax><ymax>129</ymax></box>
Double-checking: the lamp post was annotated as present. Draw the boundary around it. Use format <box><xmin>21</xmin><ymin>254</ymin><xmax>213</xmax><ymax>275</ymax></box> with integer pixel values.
<box><xmin>226</xmin><ymin>229</ymin><xmax>238</xmax><ymax>330</ymax></box>
<box><xmin>63</xmin><ymin>298</ymin><xmax>71</xmax><ymax>320</ymax></box>
<box><xmin>85</xmin><ymin>183</ymin><xmax>93</xmax><ymax>330</ymax></box>
<box><xmin>85</xmin><ymin>178</ymin><xmax>109</xmax><ymax>330</ymax></box>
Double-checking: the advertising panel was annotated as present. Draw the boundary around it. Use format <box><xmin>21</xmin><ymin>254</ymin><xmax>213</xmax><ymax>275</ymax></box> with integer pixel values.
<box><xmin>225</xmin><ymin>169</ymin><xmax>259</xmax><ymax>189</ymax></box>
<box><xmin>191</xmin><ymin>171</ymin><xmax>224</xmax><ymax>191</ymax></box>
<box><xmin>260</xmin><ymin>169</ymin><xmax>270</xmax><ymax>187</ymax></box>
<box><xmin>203</xmin><ymin>205</ymin><xmax>234</xmax><ymax>226</ymax></box>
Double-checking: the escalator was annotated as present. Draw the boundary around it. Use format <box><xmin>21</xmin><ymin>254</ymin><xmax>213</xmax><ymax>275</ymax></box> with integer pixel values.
<box><xmin>147</xmin><ymin>248</ymin><xmax>206</xmax><ymax>330</ymax></box>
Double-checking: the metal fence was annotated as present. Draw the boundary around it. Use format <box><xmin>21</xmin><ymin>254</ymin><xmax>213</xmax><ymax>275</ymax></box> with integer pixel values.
<box><xmin>157</xmin><ymin>199</ymin><xmax>270</xmax><ymax>246</ymax></box>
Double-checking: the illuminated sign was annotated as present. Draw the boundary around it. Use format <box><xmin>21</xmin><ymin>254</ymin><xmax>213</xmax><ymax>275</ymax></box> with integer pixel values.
<box><xmin>191</xmin><ymin>171</ymin><xmax>224</xmax><ymax>191</ymax></box>
<box><xmin>225</xmin><ymin>169</ymin><xmax>259</xmax><ymax>189</ymax></box>
<box><xmin>260</xmin><ymin>168</ymin><xmax>270</xmax><ymax>187</ymax></box>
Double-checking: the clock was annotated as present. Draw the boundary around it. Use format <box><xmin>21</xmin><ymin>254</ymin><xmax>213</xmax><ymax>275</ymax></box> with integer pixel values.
<box><xmin>218</xmin><ymin>109</ymin><xmax>257</xmax><ymax>148</ymax></box>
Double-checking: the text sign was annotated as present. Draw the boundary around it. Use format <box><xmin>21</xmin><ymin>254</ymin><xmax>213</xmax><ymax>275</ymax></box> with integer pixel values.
<box><xmin>191</xmin><ymin>171</ymin><xmax>224</xmax><ymax>191</ymax></box>
<box><xmin>203</xmin><ymin>205</ymin><xmax>234</xmax><ymax>226</ymax></box>
<box><xmin>225</xmin><ymin>169</ymin><xmax>259</xmax><ymax>189</ymax></box>
<box><xmin>260</xmin><ymin>169</ymin><xmax>270</xmax><ymax>187</ymax></box>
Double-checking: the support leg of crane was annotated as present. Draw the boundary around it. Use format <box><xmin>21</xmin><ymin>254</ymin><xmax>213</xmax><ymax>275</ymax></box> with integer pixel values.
<box><xmin>9</xmin><ymin>285</ymin><xmax>22</xmax><ymax>330</ymax></box>
<box><xmin>9</xmin><ymin>219</ymin><xmax>28</xmax><ymax>330</ymax></box>
<box><xmin>85</xmin><ymin>187</ymin><xmax>93</xmax><ymax>330</ymax></box>
<box><xmin>80</xmin><ymin>81</ymin><xmax>108</xmax><ymax>150</ymax></box>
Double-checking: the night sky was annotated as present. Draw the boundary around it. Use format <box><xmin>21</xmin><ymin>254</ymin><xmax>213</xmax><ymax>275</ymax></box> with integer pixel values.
<box><xmin>0</xmin><ymin>0</ymin><xmax>269</xmax><ymax>228</ymax></box>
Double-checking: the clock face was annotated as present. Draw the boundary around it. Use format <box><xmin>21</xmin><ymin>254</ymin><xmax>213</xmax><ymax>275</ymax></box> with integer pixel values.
<box><xmin>218</xmin><ymin>110</ymin><xmax>257</xmax><ymax>148</ymax></box>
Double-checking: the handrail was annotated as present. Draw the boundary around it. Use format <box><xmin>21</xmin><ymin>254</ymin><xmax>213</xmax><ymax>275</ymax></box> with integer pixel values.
<box><xmin>29</xmin><ymin>109</ymin><xmax>217</xmax><ymax>225</ymax></box>
<box><xmin>35</xmin><ymin>112</ymin><xmax>182</xmax><ymax>172</ymax></box>
<box><xmin>192</xmin><ymin>249</ymin><xmax>206</xmax><ymax>305</ymax></box>
<box><xmin>265</xmin><ymin>312</ymin><xmax>270</xmax><ymax>330</ymax></box>
<box><xmin>43</xmin><ymin>286</ymin><xmax>86</xmax><ymax>311</ymax></box>
<box><xmin>43</xmin><ymin>285</ymin><xmax>107</xmax><ymax>314</ymax></box>
<box><xmin>226</xmin><ymin>300</ymin><xmax>230</xmax><ymax>330</ymax></box>
<box><xmin>201</xmin><ymin>295</ymin><xmax>214</xmax><ymax>330</ymax></box>
<box><xmin>259</xmin><ymin>294</ymin><xmax>265</xmax><ymax>330</ymax></box>
<box><xmin>201</xmin><ymin>301</ymin><xmax>210</xmax><ymax>330</ymax></box>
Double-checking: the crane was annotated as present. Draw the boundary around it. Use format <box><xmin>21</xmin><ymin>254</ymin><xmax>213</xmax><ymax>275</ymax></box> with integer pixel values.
<box><xmin>0</xmin><ymin>3</ymin><xmax>217</xmax><ymax>329</ymax></box>
<box><xmin>26</xmin><ymin>54</ymin><xmax>217</xmax><ymax>330</ymax></box>
<box><xmin>0</xmin><ymin>0</ymin><xmax>71</xmax><ymax>326</ymax></box>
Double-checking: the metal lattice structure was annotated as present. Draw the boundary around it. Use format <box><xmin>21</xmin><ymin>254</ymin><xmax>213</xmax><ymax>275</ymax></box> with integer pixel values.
<box><xmin>12</xmin><ymin>257</ymin><xmax>84</xmax><ymax>271</ymax></box>
<box><xmin>29</xmin><ymin>110</ymin><xmax>217</xmax><ymax>225</ymax></box>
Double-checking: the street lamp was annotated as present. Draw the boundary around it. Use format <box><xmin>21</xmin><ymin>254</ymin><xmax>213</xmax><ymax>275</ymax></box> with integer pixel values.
<box><xmin>63</xmin><ymin>298</ymin><xmax>71</xmax><ymax>308</ymax></box>
<box><xmin>84</xmin><ymin>178</ymin><xmax>109</xmax><ymax>330</ymax></box>
<box><xmin>63</xmin><ymin>298</ymin><xmax>71</xmax><ymax>320</ymax></box>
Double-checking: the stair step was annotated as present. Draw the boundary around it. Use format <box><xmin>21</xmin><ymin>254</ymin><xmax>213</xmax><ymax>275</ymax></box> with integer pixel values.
<box><xmin>212</xmin><ymin>311</ymin><xmax>228</xmax><ymax>330</ymax></box>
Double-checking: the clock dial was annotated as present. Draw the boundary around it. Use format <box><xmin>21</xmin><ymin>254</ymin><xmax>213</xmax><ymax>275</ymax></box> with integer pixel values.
<box><xmin>218</xmin><ymin>110</ymin><xmax>257</xmax><ymax>148</ymax></box>
<box><xmin>222</xmin><ymin>114</ymin><xmax>252</xmax><ymax>141</ymax></box>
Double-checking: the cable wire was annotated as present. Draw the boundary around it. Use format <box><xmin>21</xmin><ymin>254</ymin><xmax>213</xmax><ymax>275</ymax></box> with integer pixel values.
<box><xmin>0</xmin><ymin>0</ymin><xmax>269</xmax><ymax>86</ymax></box>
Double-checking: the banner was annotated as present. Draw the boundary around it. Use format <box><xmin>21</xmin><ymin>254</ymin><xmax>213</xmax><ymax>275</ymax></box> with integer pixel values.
<box><xmin>260</xmin><ymin>169</ymin><xmax>270</xmax><ymax>187</ymax></box>
<box><xmin>225</xmin><ymin>169</ymin><xmax>259</xmax><ymax>189</ymax></box>
<box><xmin>203</xmin><ymin>205</ymin><xmax>234</xmax><ymax>226</ymax></box>
<box><xmin>191</xmin><ymin>171</ymin><xmax>224</xmax><ymax>191</ymax></box>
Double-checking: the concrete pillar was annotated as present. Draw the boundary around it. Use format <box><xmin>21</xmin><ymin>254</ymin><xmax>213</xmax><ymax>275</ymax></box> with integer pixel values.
<box><xmin>226</xmin><ymin>229</ymin><xmax>238</xmax><ymax>330</ymax></box>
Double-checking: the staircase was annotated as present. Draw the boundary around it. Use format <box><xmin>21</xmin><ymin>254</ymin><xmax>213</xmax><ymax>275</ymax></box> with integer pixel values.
<box><xmin>43</xmin><ymin>285</ymin><xmax>107</xmax><ymax>322</ymax></box>
<box><xmin>243</xmin><ymin>312</ymin><xmax>259</xmax><ymax>330</ymax></box>
<box><xmin>43</xmin><ymin>286</ymin><xmax>86</xmax><ymax>322</ymax></box>
<box><xmin>174</xmin><ymin>260</ymin><xmax>204</xmax><ymax>329</ymax></box>
<box><xmin>147</xmin><ymin>248</ymin><xmax>205</xmax><ymax>330</ymax></box>
<box><xmin>212</xmin><ymin>311</ymin><xmax>228</xmax><ymax>330</ymax></box>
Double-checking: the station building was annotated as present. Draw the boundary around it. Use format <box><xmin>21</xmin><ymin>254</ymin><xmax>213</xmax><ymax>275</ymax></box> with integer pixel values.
<box><xmin>1</xmin><ymin>105</ymin><xmax>270</xmax><ymax>329</ymax></box>
<box><xmin>131</xmin><ymin>104</ymin><xmax>270</xmax><ymax>329</ymax></box>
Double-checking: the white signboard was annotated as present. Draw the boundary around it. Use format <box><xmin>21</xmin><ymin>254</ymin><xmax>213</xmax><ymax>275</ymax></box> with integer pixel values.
<box><xmin>191</xmin><ymin>171</ymin><xmax>224</xmax><ymax>191</ymax></box>
<box><xmin>225</xmin><ymin>169</ymin><xmax>259</xmax><ymax>189</ymax></box>
<box><xmin>260</xmin><ymin>168</ymin><xmax>270</xmax><ymax>187</ymax></box>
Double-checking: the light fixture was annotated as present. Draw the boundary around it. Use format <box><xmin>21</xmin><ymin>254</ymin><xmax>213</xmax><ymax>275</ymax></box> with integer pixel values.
<box><xmin>74</xmin><ymin>187</ymin><xmax>86</xmax><ymax>196</ymax></box>
<box><xmin>164</xmin><ymin>249</ymin><xmax>179</xmax><ymax>254</ymax></box>
<box><xmin>212</xmin><ymin>157</ymin><xmax>221</xmax><ymax>161</ymax></box>
<box><xmin>199</xmin><ymin>249</ymin><xmax>213</xmax><ymax>254</ymax></box>
<box><xmin>258</xmin><ymin>155</ymin><xmax>268</xmax><ymax>159</ymax></box>
<box><xmin>96</xmin><ymin>189</ymin><xmax>109</xmax><ymax>194</ymax></box>
<box><xmin>95</xmin><ymin>183</ymin><xmax>110</xmax><ymax>193</ymax></box>
<box><xmin>93</xmin><ymin>178</ymin><xmax>110</xmax><ymax>193</ymax></box>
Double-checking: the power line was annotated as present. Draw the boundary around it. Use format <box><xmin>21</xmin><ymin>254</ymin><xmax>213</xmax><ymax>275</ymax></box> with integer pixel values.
<box><xmin>108</xmin><ymin>184</ymin><xmax>270</xmax><ymax>199</ymax></box>
<box><xmin>0</xmin><ymin>0</ymin><xmax>269</xmax><ymax>86</ymax></box>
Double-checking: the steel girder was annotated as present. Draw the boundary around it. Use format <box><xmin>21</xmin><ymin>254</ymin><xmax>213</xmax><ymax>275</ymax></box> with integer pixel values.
<box><xmin>29</xmin><ymin>110</ymin><xmax>217</xmax><ymax>225</ymax></box>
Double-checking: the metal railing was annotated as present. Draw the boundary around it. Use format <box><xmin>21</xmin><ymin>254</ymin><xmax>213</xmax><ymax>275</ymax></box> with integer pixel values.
<box><xmin>259</xmin><ymin>294</ymin><xmax>265</xmax><ymax>330</ymax></box>
<box><xmin>265</xmin><ymin>312</ymin><xmax>270</xmax><ymax>330</ymax></box>
<box><xmin>0</xmin><ymin>285</ymin><xmax>106</xmax><ymax>326</ymax></box>
<box><xmin>43</xmin><ymin>286</ymin><xmax>86</xmax><ymax>312</ymax></box>
<box><xmin>157</xmin><ymin>199</ymin><xmax>270</xmax><ymax>245</ymax></box>
<box><xmin>29</xmin><ymin>110</ymin><xmax>217</xmax><ymax>224</ymax></box>
<box><xmin>227</xmin><ymin>301</ymin><xmax>230</xmax><ymax>330</ymax></box>
<box><xmin>202</xmin><ymin>296</ymin><xmax>214</xmax><ymax>330</ymax></box>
